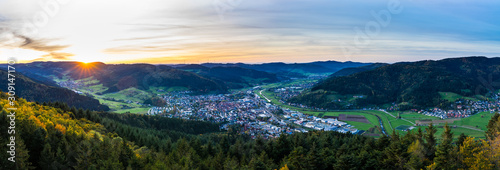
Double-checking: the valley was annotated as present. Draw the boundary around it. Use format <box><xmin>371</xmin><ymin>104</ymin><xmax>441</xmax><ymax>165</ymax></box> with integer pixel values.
<box><xmin>4</xmin><ymin>57</ymin><xmax>499</xmax><ymax>141</ymax></box>
<box><xmin>53</xmin><ymin>70</ymin><xmax>497</xmax><ymax>141</ymax></box>
<box><xmin>2</xmin><ymin>57</ymin><xmax>500</xmax><ymax>169</ymax></box>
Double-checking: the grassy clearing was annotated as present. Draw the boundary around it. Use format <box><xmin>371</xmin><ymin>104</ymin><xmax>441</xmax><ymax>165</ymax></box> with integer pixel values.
<box><xmin>114</xmin><ymin>107</ymin><xmax>150</xmax><ymax>114</ymax></box>
<box><xmin>75</xmin><ymin>76</ymin><xmax>100</xmax><ymax>85</ymax></box>
<box><xmin>439</xmin><ymin>92</ymin><xmax>478</xmax><ymax>102</ymax></box>
<box><xmin>102</xmin><ymin>87</ymin><xmax>150</xmax><ymax>103</ymax></box>
<box><xmin>449</xmin><ymin>112</ymin><xmax>494</xmax><ymax>131</ymax></box>
<box><xmin>85</xmin><ymin>84</ymin><xmax>108</xmax><ymax>94</ymax></box>
<box><xmin>391</xmin><ymin>119</ymin><xmax>413</xmax><ymax>130</ymax></box>
<box><xmin>68</xmin><ymin>77</ymin><xmax>153</xmax><ymax>114</ymax></box>
<box><xmin>344</xmin><ymin>121</ymin><xmax>376</xmax><ymax>131</ymax></box>
<box><xmin>322</xmin><ymin>111</ymin><xmax>380</xmax><ymax>127</ymax></box>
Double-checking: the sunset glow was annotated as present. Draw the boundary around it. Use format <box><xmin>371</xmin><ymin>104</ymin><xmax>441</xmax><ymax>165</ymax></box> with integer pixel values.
<box><xmin>1</xmin><ymin>0</ymin><xmax>500</xmax><ymax>64</ymax></box>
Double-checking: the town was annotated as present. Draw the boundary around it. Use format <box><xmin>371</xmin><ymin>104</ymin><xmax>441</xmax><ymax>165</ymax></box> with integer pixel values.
<box><xmin>416</xmin><ymin>93</ymin><xmax>500</xmax><ymax>119</ymax></box>
<box><xmin>146</xmin><ymin>89</ymin><xmax>361</xmax><ymax>139</ymax></box>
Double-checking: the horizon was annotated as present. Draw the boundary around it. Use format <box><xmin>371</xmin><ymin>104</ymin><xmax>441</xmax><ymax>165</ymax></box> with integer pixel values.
<box><xmin>1</xmin><ymin>0</ymin><xmax>500</xmax><ymax>64</ymax></box>
<box><xmin>0</xmin><ymin>55</ymin><xmax>496</xmax><ymax>65</ymax></box>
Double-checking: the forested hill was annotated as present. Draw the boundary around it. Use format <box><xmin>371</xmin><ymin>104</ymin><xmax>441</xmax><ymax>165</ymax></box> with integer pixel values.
<box><xmin>10</xmin><ymin>62</ymin><xmax>227</xmax><ymax>93</ymax></box>
<box><xmin>293</xmin><ymin>57</ymin><xmax>500</xmax><ymax>109</ymax></box>
<box><xmin>330</xmin><ymin>63</ymin><xmax>388</xmax><ymax>77</ymax></box>
<box><xmin>0</xmin><ymin>70</ymin><xmax>109</xmax><ymax>111</ymax></box>
<box><xmin>174</xmin><ymin>60</ymin><xmax>371</xmax><ymax>78</ymax></box>
<box><xmin>2</xmin><ymin>94</ymin><xmax>500</xmax><ymax>169</ymax></box>
<box><xmin>92</xmin><ymin>64</ymin><xmax>227</xmax><ymax>93</ymax></box>
<box><xmin>178</xmin><ymin>65</ymin><xmax>280</xmax><ymax>89</ymax></box>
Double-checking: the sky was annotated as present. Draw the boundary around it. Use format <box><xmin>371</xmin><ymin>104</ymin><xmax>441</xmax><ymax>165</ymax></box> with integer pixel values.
<box><xmin>0</xmin><ymin>0</ymin><xmax>499</xmax><ymax>64</ymax></box>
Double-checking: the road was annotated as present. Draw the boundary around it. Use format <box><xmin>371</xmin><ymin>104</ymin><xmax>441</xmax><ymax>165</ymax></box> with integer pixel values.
<box><xmin>259</xmin><ymin>89</ymin><xmax>272</xmax><ymax>102</ymax></box>
<box><xmin>458</xmin><ymin>125</ymin><xmax>483</xmax><ymax>132</ymax></box>
<box><xmin>380</xmin><ymin>109</ymin><xmax>416</xmax><ymax>126</ymax></box>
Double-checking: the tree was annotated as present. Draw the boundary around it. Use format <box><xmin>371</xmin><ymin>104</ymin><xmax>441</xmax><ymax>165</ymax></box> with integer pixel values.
<box><xmin>382</xmin><ymin>131</ymin><xmax>408</xmax><ymax>170</ymax></box>
<box><xmin>279</xmin><ymin>164</ymin><xmax>290</xmax><ymax>170</ymax></box>
<box><xmin>424</xmin><ymin>123</ymin><xmax>437</xmax><ymax>163</ymax></box>
<box><xmin>430</xmin><ymin>123</ymin><xmax>456</xmax><ymax>169</ymax></box>
<box><xmin>456</xmin><ymin>133</ymin><xmax>468</xmax><ymax>147</ymax></box>
<box><xmin>406</xmin><ymin>140</ymin><xmax>425</xmax><ymax>170</ymax></box>
<box><xmin>39</xmin><ymin>143</ymin><xmax>55</xmax><ymax>169</ymax></box>
<box><xmin>284</xmin><ymin>147</ymin><xmax>306</xmax><ymax>170</ymax></box>
<box><xmin>486</xmin><ymin>113</ymin><xmax>500</xmax><ymax>140</ymax></box>
<box><xmin>459</xmin><ymin>137</ymin><xmax>494</xmax><ymax>170</ymax></box>
<box><xmin>16</xmin><ymin>138</ymin><xmax>33</xmax><ymax>169</ymax></box>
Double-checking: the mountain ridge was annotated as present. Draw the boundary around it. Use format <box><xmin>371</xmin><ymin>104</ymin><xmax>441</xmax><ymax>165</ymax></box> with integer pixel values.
<box><xmin>291</xmin><ymin>56</ymin><xmax>500</xmax><ymax>109</ymax></box>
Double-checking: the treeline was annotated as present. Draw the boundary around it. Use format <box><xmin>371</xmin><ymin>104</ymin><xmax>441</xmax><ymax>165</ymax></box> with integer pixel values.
<box><xmin>3</xmin><ymin>93</ymin><xmax>500</xmax><ymax>169</ymax></box>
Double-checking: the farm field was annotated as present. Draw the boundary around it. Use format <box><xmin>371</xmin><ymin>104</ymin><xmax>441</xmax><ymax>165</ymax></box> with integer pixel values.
<box><xmin>59</xmin><ymin>77</ymin><xmax>155</xmax><ymax>113</ymax></box>
<box><xmin>449</xmin><ymin>111</ymin><xmax>495</xmax><ymax>131</ymax></box>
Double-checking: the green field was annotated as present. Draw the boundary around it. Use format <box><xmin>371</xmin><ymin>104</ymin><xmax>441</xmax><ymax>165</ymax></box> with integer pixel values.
<box><xmin>344</xmin><ymin>120</ymin><xmax>376</xmax><ymax>130</ymax></box>
<box><xmin>62</xmin><ymin>77</ymin><xmax>155</xmax><ymax>114</ymax></box>
<box><xmin>102</xmin><ymin>87</ymin><xmax>150</xmax><ymax>103</ymax></box>
<box><xmin>449</xmin><ymin>112</ymin><xmax>494</xmax><ymax>131</ymax></box>
<box><xmin>395</xmin><ymin>125</ymin><xmax>412</xmax><ymax>131</ymax></box>
<box><xmin>114</xmin><ymin>107</ymin><xmax>150</xmax><ymax>114</ymax></box>
<box><xmin>439</xmin><ymin>92</ymin><xmax>479</xmax><ymax>102</ymax></box>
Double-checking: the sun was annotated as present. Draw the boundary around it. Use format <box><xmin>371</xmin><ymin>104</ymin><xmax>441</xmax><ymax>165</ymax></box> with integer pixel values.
<box><xmin>70</xmin><ymin>62</ymin><xmax>101</xmax><ymax>79</ymax></box>
<box><xmin>81</xmin><ymin>61</ymin><xmax>93</xmax><ymax>65</ymax></box>
<box><xmin>78</xmin><ymin>58</ymin><xmax>98</xmax><ymax>64</ymax></box>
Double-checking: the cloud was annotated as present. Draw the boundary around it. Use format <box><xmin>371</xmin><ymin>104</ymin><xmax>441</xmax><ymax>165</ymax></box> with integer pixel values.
<box><xmin>2</xmin><ymin>0</ymin><xmax>500</xmax><ymax>63</ymax></box>
<box><xmin>15</xmin><ymin>34</ymin><xmax>70</xmax><ymax>52</ymax></box>
<box><xmin>0</xmin><ymin>30</ymin><xmax>75</xmax><ymax>60</ymax></box>
<box><xmin>41</xmin><ymin>52</ymin><xmax>75</xmax><ymax>60</ymax></box>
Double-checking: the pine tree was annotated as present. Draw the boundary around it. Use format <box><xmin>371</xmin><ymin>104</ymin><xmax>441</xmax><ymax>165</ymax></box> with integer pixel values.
<box><xmin>431</xmin><ymin>123</ymin><xmax>456</xmax><ymax>169</ymax></box>
<box><xmin>39</xmin><ymin>143</ymin><xmax>55</xmax><ymax>169</ymax></box>
<box><xmin>119</xmin><ymin>140</ymin><xmax>134</xmax><ymax>168</ymax></box>
<box><xmin>16</xmin><ymin>138</ymin><xmax>33</xmax><ymax>169</ymax></box>
<box><xmin>406</xmin><ymin>140</ymin><xmax>426</xmax><ymax>170</ymax></box>
<box><xmin>424</xmin><ymin>123</ymin><xmax>437</xmax><ymax>164</ymax></box>
<box><xmin>456</xmin><ymin>133</ymin><xmax>467</xmax><ymax>147</ymax></box>
<box><xmin>486</xmin><ymin>113</ymin><xmax>500</xmax><ymax>140</ymax></box>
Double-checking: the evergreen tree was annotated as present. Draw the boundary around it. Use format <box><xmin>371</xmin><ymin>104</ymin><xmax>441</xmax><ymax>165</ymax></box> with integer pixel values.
<box><xmin>406</xmin><ymin>140</ymin><xmax>425</xmax><ymax>170</ymax></box>
<box><xmin>16</xmin><ymin>138</ymin><xmax>33</xmax><ymax>170</ymax></box>
<box><xmin>486</xmin><ymin>113</ymin><xmax>500</xmax><ymax>140</ymax></box>
<box><xmin>424</xmin><ymin>123</ymin><xmax>437</xmax><ymax>164</ymax></box>
<box><xmin>430</xmin><ymin>123</ymin><xmax>456</xmax><ymax>169</ymax></box>
<box><xmin>456</xmin><ymin>133</ymin><xmax>468</xmax><ymax>147</ymax></box>
<box><xmin>39</xmin><ymin>143</ymin><xmax>55</xmax><ymax>169</ymax></box>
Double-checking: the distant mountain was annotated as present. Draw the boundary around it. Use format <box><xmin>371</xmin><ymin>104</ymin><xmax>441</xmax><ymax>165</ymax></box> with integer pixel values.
<box><xmin>200</xmin><ymin>67</ymin><xmax>279</xmax><ymax>88</ymax></box>
<box><xmin>177</xmin><ymin>65</ymin><xmax>279</xmax><ymax>89</ymax></box>
<box><xmin>309</xmin><ymin>61</ymin><xmax>372</xmax><ymax>72</ymax></box>
<box><xmin>291</xmin><ymin>57</ymin><xmax>500</xmax><ymax>109</ymax></box>
<box><xmin>177</xmin><ymin>64</ymin><xmax>209</xmax><ymax>70</ymax></box>
<box><xmin>237</xmin><ymin>62</ymin><xmax>334</xmax><ymax>74</ymax></box>
<box><xmin>94</xmin><ymin>64</ymin><xmax>227</xmax><ymax>93</ymax></box>
<box><xmin>330</xmin><ymin>63</ymin><xmax>388</xmax><ymax>77</ymax></box>
<box><xmin>0</xmin><ymin>69</ymin><xmax>110</xmax><ymax>111</ymax></box>
<box><xmin>12</xmin><ymin>62</ymin><xmax>227</xmax><ymax>93</ymax></box>
<box><xmin>171</xmin><ymin>61</ymin><xmax>371</xmax><ymax>78</ymax></box>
